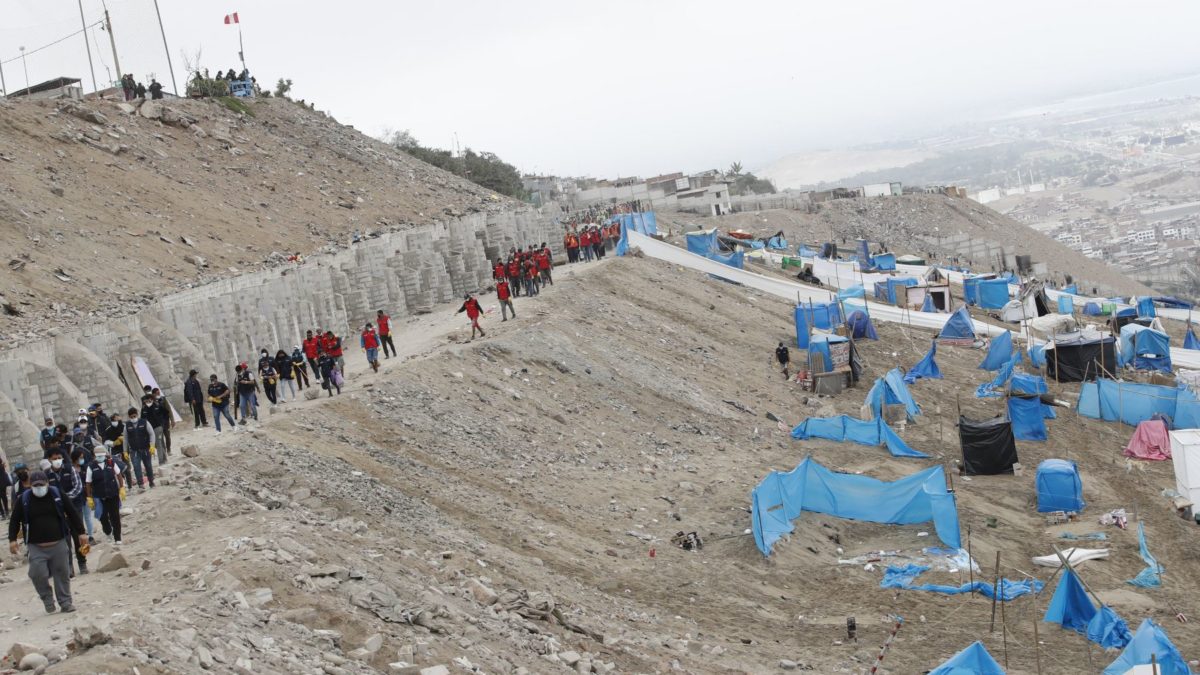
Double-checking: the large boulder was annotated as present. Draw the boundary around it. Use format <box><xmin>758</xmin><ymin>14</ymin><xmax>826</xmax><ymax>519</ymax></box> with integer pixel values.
<box><xmin>139</xmin><ymin>101</ymin><xmax>163</xmax><ymax>120</ymax></box>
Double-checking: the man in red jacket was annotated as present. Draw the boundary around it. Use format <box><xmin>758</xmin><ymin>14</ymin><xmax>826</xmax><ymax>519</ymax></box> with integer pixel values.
<box><xmin>323</xmin><ymin>331</ymin><xmax>345</xmax><ymax>374</ymax></box>
<box><xmin>456</xmin><ymin>293</ymin><xmax>486</xmax><ymax>340</ymax></box>
<box><xmin>506</xmin><ymin>257</ymin><xmax>522</xmax><ymax>297</ymax></box>
<box><xmin>376</xmin><ymin>309</ymin><xmax>396</xmax><ymax>359</ymax></box>
<box><xmin>496</xmin><ymin>278</ymin><xmax>515</xmax><ymax>321</ymax></box>
<box><xmin>493</xmin><ymin>259</ymin><xmax>506</xmax><ymax>282</ymax></box>
<box><xmin>360</xmin><ymin>323</ymin><xmax>380</xmax><ymax>373</ymax></box>
<box><xmin>537</xmin><ymin>243</ymin><xmax>552</xmax><ymax>286</ymax></box>
<box><xmin>302</xmin><ymin>331</ymin><xmax>322</xmax><ymax>381</ymax></box>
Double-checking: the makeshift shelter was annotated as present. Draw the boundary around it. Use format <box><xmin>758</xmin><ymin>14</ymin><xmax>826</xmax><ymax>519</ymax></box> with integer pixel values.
<box><xmin>928</xmin><ymin>642</ymin><xmax>1005</xmax><ymax>675</ymax></box>
<box><xmin>1084</xmin><ymin>301</ymin><xmax>1105</xmax><ymax>316</ymax></box>
<box><xmin>614</xmin><ymin>212</ymin><xmax>657</xmax><ymax>256</ymax></box>
<box><xmin>1169</xmin><ymin>429</ymin><xmax>1200</xmax><ymax>511</ymax></box>
<box><xmin>682</xmin><ymin>228</ymin><xmax>745</xmax><ymax>269</ymax></box>
<box><xmin>904</xmin><ymin>341</ymin><xmax>943</xmax><ymax>384</ymax></box>
<box><xmin>808</xmin><ymin>334</ymin><xmax>850</xmax><ymax>372</ymax></box>
<box><xmin>959</xmin><ymin>416</ymin><xmax>1019</xmax><ymax>475</ymax></box>
<box><xmin>1043</xmin><ymin>568</ymin><xmax>1096</xmax><ymax>634</ymax></box>
<box><xmin>1102</xmin><ymin>619</ymin><xmax>1191</xmax><ymax>675</ymax></box>
<box><xmin>1185</xmin><ymin>326</ymin><xmax>1200</xmax><ymax>350</ymax></box>
<box><xmin>1058</xmin><ymin>295</ymin><xmax>1075</xmax><ymax>314</ymax></box>
<box><xmin>845</xmin><ymin>310</ymin><xmax>878</xmax><ymax>340</ymax></box>
<box><xmin>790</xmin><ymin>415</ymin><xmax>928</xmax><ymax>458</ymax></box>
<box><xmin>976</xmin><ymin>351</ymin><xmax>1022</xmax><ymax>398</ymax></box>
<box><xmin>896</xmin><ymin>254</ymin><xmax>926</xmax><ymax>266</ymax></box>
<box><xmin>1088</xmin><ymin>606</ymin><xmax>1134</xmax><ymax>651</ymax></box>
<box><xmin>873</xmin><ymin>277</ymin><xmax>918</xmax><ymax>304</ymax></box>
<box><xmin>1124</xmin><ymin>419</ymin><xmax>1171</xmax><ymax>461</ymax></box>
<box><xmin>1136</xmin><ymin>296</ymin><xmax>1157</xmax><ymax>318</ymax></box>
<box><xmin>976</xmin><ymin>278</ymin><xmax>1011</xmax><ymax>309</ymax></box>
<box><xmin>1119</xmin><ymin>324</ymin><xmax>1172</xmax><ymax>374</ymax></box>
<box><xmin>1036</xmin><ymin>459</ymin><xmax>1085</xmax><ymax>512</ymax></box>
<box><xmin>1078</xmin><ymin>378</ymin><xmax>1200</xmax><ymax>428</ymax></box>
<box><xmin>1028</xmin><ymin>314</ymin><xmax>1078</xmax><ymax>341</ymax></box>
<box><xmin>866</xmin><ymin>368</ymin><xmax>920</xmax><ymax>421</ymax></box>
<box><xmin>999</xmin><ymin>280</ymin><xmax>1053</xmax><ymax>323</ymax></box>
<box><xmin>979</xmin><ymin>331</ymin><xmax>1014</xmax><ymax>371</ymax></box>
<box><xmin>1044</xmin><ymin>336</ymin><xmax>1117</xmax><ymax>383</ymax></box>
<box><xmin>920</xmin><ymin>294</ymin><xmax>938</xmax><ymax>313</ymax></box>
<box><xmin>963</xmin><ymin>275</ymin><xmax>991</xmax><ymax>306</ymax></box>
<box><xmin>766</xmin><ymin>233</ymin><xmax>788</xmax><ymax>250</ymax></box>
<box><xmin>872</xmin><ymin>252</ymin><xmax>897</xmax><ymax>270</ymax></box>
<box><xmin>1009</xmin><ymin>396</ymin><xmax>1049</xmax><ymax>441</ymax></box>
<box><xmin>937</xmin><ymin>307</ymin><xmax>978</xmax><ymax>345</ymax></box>
<box><xmin>793</xmin><ymin>303</ymin><xmax>843</xmax><ymax>349</ymax></box>
<box><xmin>751</xmin><ymin>457</ymin><xmax>961</xmax><ymax>555</ymax></box>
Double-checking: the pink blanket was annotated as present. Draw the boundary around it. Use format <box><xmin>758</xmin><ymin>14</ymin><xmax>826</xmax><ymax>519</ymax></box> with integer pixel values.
<box><xmin>1123</xmin><ymin>419</ymin><xmax>1171</xmax><ymax>461</ymax></box>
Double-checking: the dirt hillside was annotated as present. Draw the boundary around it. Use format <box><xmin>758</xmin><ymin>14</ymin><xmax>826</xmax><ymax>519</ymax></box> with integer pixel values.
<box><xmin>0</xmin><ymin>96</ymin><xmax>509</xmax><ymax>345</ymax></box>
<box><xmin>2</xmin><ymin>255</ymin><xmax>1195</xmax><ymax>674</ymax></box>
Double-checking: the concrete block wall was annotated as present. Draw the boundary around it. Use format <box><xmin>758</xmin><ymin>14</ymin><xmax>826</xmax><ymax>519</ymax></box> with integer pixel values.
<box><xmin>0</xmin><ymin>207</ymin><xmax>566</xmax><ymax>465</ymax></box>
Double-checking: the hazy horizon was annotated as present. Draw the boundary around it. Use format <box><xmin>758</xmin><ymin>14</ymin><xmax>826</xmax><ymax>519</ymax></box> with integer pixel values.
<box><xmin>5</xmin><ymin>1</ymin><xmax>1200</xmax><ymax>179</ymax></box>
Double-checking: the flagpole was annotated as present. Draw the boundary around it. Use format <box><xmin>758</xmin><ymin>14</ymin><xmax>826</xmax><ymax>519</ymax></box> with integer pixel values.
<box><xmin>239</xmin><ymin>25</ymin><xmax>246</xmax><ymax>71</ymax></box>
<box><xmin>152</xmin><ymin>0</ymin><xmax>178</xmax><ymax>96</ymax></box>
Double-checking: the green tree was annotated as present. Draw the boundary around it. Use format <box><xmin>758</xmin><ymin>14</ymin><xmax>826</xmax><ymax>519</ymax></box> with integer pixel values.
<box><xmin>382</xmin><ymin>130</ymin><xmax>527</xmax><ymax>199</ymax></box>
<box><xmin>728</xmin><ymin>161</ymin><xmax>743</xmax><ymax>177</ymax></box>
<box><xmin>274</xmin><ymin>78</ymin><xmax>293</xmax><ymax>98</ymax></box>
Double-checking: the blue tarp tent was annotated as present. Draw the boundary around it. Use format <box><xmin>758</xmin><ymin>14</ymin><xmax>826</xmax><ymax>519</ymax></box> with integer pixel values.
<box><xmin>751</xmin><ymin>457</ymin><xmax>961</xmax><ymax>555</ymax></box>
<box><xmin>845</xmin><ymin>311</ymin><xmax>878</xmax><ymax>340</ymax></box>
<box><xmin>1155</xmin><ymin>296</ymin><xmax>1192</xmax><ymax>309</ymax></box>
<box><xmin>872</xmin><ymin>252</ymin><xmax>897</xmax><ymax>271</ymax></box>
<box><xmin>1058</xmin><ymin>295</ymin><xmax>1074</xmax><ymax>314</ymax></box>
<box><xmin>1136</xmin><ymin>296</ymin><xmax>1157</xmax><ymax>318</ymax></box>
<box><xmin>682</xmin><ymin>228</ymin><xmax>744</xmax><ymax>269</ymax></box>
<box><xmin>920</xmin><ymin>294</ymin><xmax>937</xmax><ymax>312</ymax></box>
<box><xmin>1119</xmin><ymin>324</ymin><xmax>1172</xmax><ymax>373</ymax></box>
<box><xmin>1029</xmin><ymin>344</ymin><xmax>1047</xmax><ymax>368</ymax></box>
<box><xmin>928</xmin><ymin>641</ymin><xmax>1005</xmax><ymax>675</ymax></box>
<box><xmin>809</xmin><ymin>334</ymin><xmax>849</xmax><ymax>372</ymax></box>
<box><xmin>1103</xmin><ymin>619</ymin><xmax>1191</xmax><ymax>675</ymax></box>
<box><xmin>1185</xmin><ymin>326</ymin><xmax>1200</xmax><ymax>350</ymax></box>
<box><xmin>873</xmin><ymin>277</ymin><xmax>918</xmax><ymax>304</ymax></box>
<box><xmin>1043</xmin><ymin>569</ymin><xmax>1095</xmax><ymax>634</ymax></box>
<box><xmin>963</xmin><ymin>276</ymin><xmax>987</xmax><ymax>305</ymax></box>
<box><xmin>937</xmin><ymin>307</ymin><xmax>977</xmax><ymax>342</ymax></box>
<box><xmin>615</xmin><ymin>212</ymin><xmax>658</xmax><ymax>255</ymax></box>
<box><xmin>1063</xmin><ymin>284</ymin><xmax>1078</xmax><ymax>294</ymax></box>
<box><xmin>791</xmin><ymin>415</ymin><xmax>928</xmax><ymax>458</ymax></box>
<box><xmin>766</xmin><ymin>234</ymin><xmax>788</xmax><ymax>250</ymax></box>
<box><xmin>904</xmin><ymin>341</ymin><xmax>943</xmax><ymax>384</ymax></box>
<box><xmin>866</xmin><ymin>368</ymin><xmax>921</xmax><ymax>421</ymax></box>
<box><xmin>798</xmin><ymin>244</ymin><xmax>820</xmax><ymax>258</ymax></box>
<box><xmin>1036</xmin><ymin>459</ymin><xmax>1084</xmax><ymax>512</ymax></box>
<box><xmin>884</xmin><ymin>564</ymin><xmax>1042</xmax><ymax>601</ymax></box>
<box><xmin>979</xmin><ymin>331</ymin><xmax>1014</xmax><ymax>371</ymax></box>
<box><xmin>977</xmin><ymin>279</ymin><xmax>1011</xmax><ymax>309</ymax></box>
<box><xmin>794</xmin><ymin>303</ymin><xmax>844</xmax><ymax>349</ymax></box>
<box><xmin>1077</xmin><ymin>378</ymin><xmax>1200</xmax><ymax>427</ymax></box>
<box><xmin>1084</xmin><ymin>301</ymin><xmax>1104</xmax><ymax>316</ymax></box>
<box><xmin>1009</xmin><ymin>396</ymin><xmax>1048</xmax><ymax>441</ymax></box>
<box><xmin>1088</xmin><ymin>606</ymin><xmax>1134</xmax><ymax>651</ymax></box>
<box><xmin>976</xmin><ymin>352</ymin><xmax>1022</xmax><ymax>398</ymax></box>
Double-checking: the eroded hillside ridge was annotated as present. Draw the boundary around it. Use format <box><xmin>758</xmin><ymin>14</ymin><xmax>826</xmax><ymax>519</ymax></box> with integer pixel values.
<box><xmin>0</xmin><ymin>207</ymin><xmax>558</xmax><ymax>465</ymax></box>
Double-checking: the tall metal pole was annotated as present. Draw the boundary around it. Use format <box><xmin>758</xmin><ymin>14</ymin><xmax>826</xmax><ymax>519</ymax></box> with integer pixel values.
<box><xmin>20</xmin><ymin>47</ymin><xmax>29</xmax><ymax>90</ymax></box>
<box><xmin>77</xmin><ymin>0</ymin><xmax>98</xmax><ymax>92</ymax></box>
<box><xmin>0</xmin><ymin>59</ymin><xmax>7</xmax><ymax>98</ymax></box>
<box><xmin>104</xmin><ymin>9</ymin><xmax>122</xmax><ymax>86</ymax></box>
<box><xmin>151</xmin><ymin>0</ymin><xmax>178</xmax><ymax>95</ymax></box>
<box><xmin>238</xmin><ymin>26</ymin><xmax>246</xmax><ymax>71</ymax></box>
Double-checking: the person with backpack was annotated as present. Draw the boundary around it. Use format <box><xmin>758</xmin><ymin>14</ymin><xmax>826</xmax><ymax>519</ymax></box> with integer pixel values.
<box><xmin>8</xmin><ymin>471</ymin><xmax>86</xmax><ymax>613</ymax></box>
<box><xmin>85</xmin><ymin>444</ymin><xmax>124</xmax><ymax>545</ymax></box>
<box><xmin>46</xmin><ymin>447</ymin><xmax>87</xmax><ymax>575</ymax></box>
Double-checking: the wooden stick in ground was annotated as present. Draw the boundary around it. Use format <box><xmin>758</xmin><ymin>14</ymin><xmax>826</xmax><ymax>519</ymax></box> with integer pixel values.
<box><xmin>990</xmin><ymin>551</ymin><xmax>1001</xmax><ymax>632</ymax></box>
<box><xmin>1032</xmin><ymin>591</ymin><xmax>1043</xmax><ymax>674</ymax></box>
<box><xmin>1052</xmin><ymin>546</ymin><xmax>1104</xmax><ymax>607</ymax></box>
<box><xmin>1001</xmin><ymin>610</ymin><xmax>1009</xmax><ymax>670</ymax></box>
<box><xmin>967</xmin><ymin>525</ymin><xmax>975</xmax><ymax>594</ymax></box>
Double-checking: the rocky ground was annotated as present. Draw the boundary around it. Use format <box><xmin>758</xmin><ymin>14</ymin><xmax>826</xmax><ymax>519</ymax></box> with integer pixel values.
<box><xmin>657</xmin><ymin>195</ymin><xmax>1155</xmax><ymax>297</ymax></box>
<box><xmin>0</xmin><ymin>95</ymin><xmax>512</xmax><ymax>347</ymax></box>
<box><xmin>0</xmin><ymin>253</ymin><xmax>1195</xmax><ymax>674</ymax></box>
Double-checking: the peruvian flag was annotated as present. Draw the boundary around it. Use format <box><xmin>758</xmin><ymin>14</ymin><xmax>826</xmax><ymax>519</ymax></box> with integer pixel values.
<box><xmin>223</xmin><ymin>12</ymin><xmax>239</xmax><ymax>24</ymax></box>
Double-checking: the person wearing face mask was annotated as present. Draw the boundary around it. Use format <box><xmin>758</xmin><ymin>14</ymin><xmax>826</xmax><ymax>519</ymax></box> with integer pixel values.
<box><xmin>259</xmin><ymin>351</ymin><xmax>279</xmax><ymax>405</ymax></box>
<box><xmin>150</xmin><ymin>388</ymin><xmax>174</xmax><ymax>460</ymax></box>
<box><xmin>68</xmin><ymin>449</ymin><xmax>94</xmax><ymax>544</ymax></box>
<box><xmin>85</xmin><ymin>444</ymin><xmax>124</xmax><ymax>544</ymax></box>
<box><xmin>208</xmin><ymin>374</ymin><xmax>236</xmax><ymax>433</ymax></box>
<box><xmin>46</xmin><ymin>448</ymin><xmax>87</xmax><ymax>575</ymax></box>
<box><xmin>124</xmin><ymin>406</ymin><xmax>156</xmax><ymax>490</ymax></box>
<box><xmin>39</xmin><ymin>417</ymin><xmax>55</xmax><ymax>453</ymax></box>
<box><xmin>101</xmin><ymin>413</ymin><xmax>133</xmax><ymax>490</ymax></box>
<box><xmin>8</xmin><ymin>471</ymin><xmax>86</xmax><ymax>613</ymax></box>
<box><xmin>10</xmin><ymin>462</ymin><xmax>30</xmax><ymax>501</ymax></box>
<box><xmin>184</xmin><ymin>369</ymin><xmax>209</xmax><ymax>429</ymax></box>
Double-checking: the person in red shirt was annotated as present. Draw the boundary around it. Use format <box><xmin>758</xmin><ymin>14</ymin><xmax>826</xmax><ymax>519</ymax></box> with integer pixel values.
<box><xmin>323</xmin><ymin>331</ymin><xmax>345</xmax><ymax>374</ymax></box>
<box><xmin>564</xmin><ymin>232</ymin><xmax>578</xmax><ymax>264</ymax></box>
<box><xmin>360</xmin><ymin>323</ymin><xmax>380</xmax><ymax>373</ymax></box>
<box><xmin>302</xmin><ymin>330</ymin><xmax>322</xmax><ymax>382</ymax></box>
<box><xmin>537</xmin><ymin>243</ymin><xmax>552</xmax><ymax>285</ymax></box>
<box><xmin>506</xmin><ymin>257</ymin><xmax>522</xmax><ymax>297</ymax></box>
<box><xmin>496</xmin><ymin>278</ymin><xmax>515</xmax><ymax>321</ymax></box>
<box><xmin>375</xmin><ymin>309</ymin><xmax>396</xmax><ymax>359</ymax></box>
<box><xmin>524</xmin><ymin>258</ymin><xmax>539</xmax><ymax>297</ymax></box>
<box><xmin>492</xmin><ymin>259</ymin><xmax>506</xmax><ymax>282</ymax></box>
<box><xmin>456</xmin><ymin>293</ymin><xmax>486</xmax><ymax>340</ymax></box>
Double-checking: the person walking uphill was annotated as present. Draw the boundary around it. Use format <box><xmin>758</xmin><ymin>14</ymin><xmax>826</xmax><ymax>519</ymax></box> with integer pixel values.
<box><xmin>457</xmin><ymin>293</ymin><xmax>486</xmax><ymax>341</ymax></box>
<box><xmin>183</xmin><ymin>369</ymin><xmax>209</xmax><ymax>429</ymax></box>
<box><xmin>377</xmin><ymin>310</ymin><xmax>397</xmax><ymax>359</ymax></box>
<box><xmin>85</xmin><ymin>446</ymin><xmax>124</xmax><ymax>545</ymax></box>
<box><xmin>775</xmin><ymin>342</ymin><xmax>791</xmax><ymax>380</ymax></box>
<box><xmin>290</xmin><ymin>346</ymin><xmax>310</xmax><ymax>390</ymax></box>
<box><xmin>496</xmin><ymin>278</ymin><xmax>516</xmax><ymax>321</ymax></box>
<box><xmin>9</xmin><ymin>471</ymin><xmax>86</xmax><ymax>613</ymax></box>
<box><xmin>361</xmin><ymin>323</ymin><xmax>381</xmax><ymax>373</ymax></box>
<box><xmin>125</xmin><ymin>405</ymin><xmax>156</xmax><ymax>489</ymax></box>
<box><xmin>303</xmin><ymin>330</ymin><xmax>322</xmax><ymax>382</ymax></box>
<box><xmin>208</xmin><ymin>374</ymin><xmax>236</xmax><ymax>433</ymax></box>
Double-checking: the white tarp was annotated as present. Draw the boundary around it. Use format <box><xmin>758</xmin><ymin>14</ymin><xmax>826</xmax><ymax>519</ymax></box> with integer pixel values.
<box><xmin>1031</xmin><ymin>547</ymin><xmax>1109</xmax><ymax>568</ymax></box>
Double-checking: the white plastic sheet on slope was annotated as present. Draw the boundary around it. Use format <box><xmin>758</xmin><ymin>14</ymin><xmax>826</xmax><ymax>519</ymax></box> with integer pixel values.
<box><xmin>629</xmin><ymin>231</ymin><xmax>1200</xmax><ymax>369</ymax></box>
<box><xmin>1031</xmin><ymin>547</ymin><xmax>1110</xmax><ymax>568</ymax></box>
<box><xmin>626</xmin><ymin>230</ymin><xmax>1007</xmax><ymax>337</ymax></box>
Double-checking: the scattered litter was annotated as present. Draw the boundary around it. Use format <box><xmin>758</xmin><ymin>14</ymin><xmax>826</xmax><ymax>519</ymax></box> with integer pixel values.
<box><xmin>1099</xmin><ymin>509</ymin><xmax>1128</xmax><ymax>529</ymax></box>
<box><xmin>882</xmin><ymin>564</ymin><xmax>1043</xmax><ymax>601</ymax></box>
<box><xmin>1060</xmin><ymin>532</ymin><xmax>1107</xmax><ymax>541</ymax></box>
<box><xmin>670</xmin><ymin>531</ymin><xmax>703</xmax><ymax>551</ymax></box>
<box><xmin>1031</xmin><ymin>547</ymin><xmax>1109</xmax><ymax>568</ymax></box>
<box><xmin>1127</xmin><ymin>522</ymin><xmax>1162</xmax><ymax>588</ymax></box>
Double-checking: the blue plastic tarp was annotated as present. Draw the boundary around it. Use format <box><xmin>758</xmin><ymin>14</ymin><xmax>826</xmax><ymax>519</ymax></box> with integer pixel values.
<box><xmin>1077</xmin><ymin>378</ymin><xmax>1187</xmax><ymax>427</ymax></box>
<box><xmin>939</xmin><ymin>307</ymin><xmax>976</xmax><ymax>340</ymax></box>
<box><xmin>1088</xmin><ymin>606</ymin><xmax>1134</xmax><ymax>651</ymax></box>
<box><xmin>794</xmin><ymin>303</ymin><xmax>843</xmax><ymax>348</ymax></box>
<box><xmin>1043</xmin><ymin>569</ymin><xmax>1095</xmax><ymax>634</ymax></box>
<box><xmin>1128</xmin><ymin>521</ymin><xmax>1162</xmax><ymax>588</ymax></box>
<box><xmin>1084</xmin><ymin>301</ymin><xmax>1103</xmax><ymax>316</ymax></box>
<box><xmin>1029</xmin><ymin>344</ymin><xmax>1047</xmax><ymax>368</ymax></box>
<box><xmin>920</xmin><ymin>294</ymin><xmax>937</xmax><ymax>313</ymax></box>
<box><xmin>872</xmin><ymin>252</ymin><xmax>896</xmax><ymax>270</ymax></box>
<box><xmin>790</xmin><ymin>414</ymin><xmax>928</xmax><ymax>458</ymax></box>
<box><xmin>1103</xmin><ymin>619</ymin><xmax>1191</xmax><ymax>675</ymax></box>
<box><xmin>976</xmin><ymin>352</ymin><xmax>1022</xmax><ymax>398</ymax></box>
<box><xmin>845</xmin><ymin>311</ymin><xmax>878</xmax><ymax>340</ymax></box>
<box><xmin>798</xmin><ymin>244</ymin><xmax>820</xmax><ymax>258</ymax></box>
<box><xmin>1185</xmin><ymin>327</ymin><xmax>1200</xmax><ymax>351</ymax></box>
<box><xmin>808</xmin><ymin>334</ymin><xmax>849</xmax><ymax>372</ymax></box>
<box><xmin>1136</xmin><ymin>296</ymin><xmax>1157</xmax><ymax>318</ymax></box>
<box><xmin>1036</xmin><ymin>459</ymin><xmax>1084</xmax><ymax>513</ymax></box>
<box><xmin>1063</xmin><ymin>284</ymin><xmax>1078</xmax><ymax>294</ymax></box>
<box><xmin>904</xmin><ymin>341</ymin><xmax>943</xmax><ymax>384</ymax></box>
<box><xmin>883</xmin><ymin>564</ymin><xmax>1043</xmax><ymax>601</ymax></box>
<box><xmin>751</xmin><ymin>457</ymin><xmax>960</xmax><ymax>555</ymax></box>
<box><xmin>866</xmin><ymin>369</ymin><xmax>921</xmax><ymax>421</ymax></box>
<box><xmin>1009</xmin><ymin>396</ymin><xmax>1048</xmax><ymax>441</ymax></box>
<box><xmin>767</xmin><ymin>235</ymin><xmax>788</xmax><ymax>250</ymax></box>
<box><xmin>874</xmin><ymin>277</ymin><xmax>919</xmax><ymax>303</ymax></box>
<box><xmin>1155</xmin><ymin>296</ymin><xmax>1193</xmax><ymax>309</ymax></box>
<box><xmin>615</xmin><ymin>212</ymin><xmax>657</xmax><ymax>255</ymax></box>
<box><xmin>685</xmin><ymin>229</ymin><xmax>718</xmax><ymax>255</ymax></box>
<box><xmin>1058</xmin><ymin>295</ymin><xmax>1074</xmax><ymax>314</ymax></box>
<box><xmin>1119</xmin><ymin>324</ymin><xmax>1172</xmax><ymax>373</ymax></box>
<box><xmin>963</xmin><ymin>276</ymin><xmax>984</xmax><ymax>305</ymax></box>
<box><xmin>980</xmin><ymin>331</ymin><xmax>1014</xmax><ymax>371</ymax></box>
<box><xmin>928</xmin><ymin>641</ymin><xmax>1006</xmax><ymax>675</ymax></box>
<box><xmin>978</xmin><ymin>279</ymin><xmax>1011</xmax><ymax>309</ymax></box>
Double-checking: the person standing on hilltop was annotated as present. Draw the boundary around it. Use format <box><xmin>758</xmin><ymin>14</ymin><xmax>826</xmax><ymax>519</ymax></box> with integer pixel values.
<box><xmin>303</xmin><ymin>330</ymin><xmax>322</xmax><ymax>382</ymax></box>
<box><xmin>361</xmin><ymin>323</ymin><xmax>381</xmax><ymax>373</ymax></box>
<box><xmin>183</xmin><ymin>369</ymin><xmax>208</xmax><ymax>429</ymax></box>
<box><xmin>377</xmin><ymin>309</ymin><xmax>397</xmax><ymax>359</ymax></box>
<box><xmin>456</xmin><ymin>293</ymin><xmax>486</xmax><ymax>341</ymax></box>
<box><xmin>148</xmin><ymin>79</ymin><xmax>164</xmax><ymax>100</ymax></box>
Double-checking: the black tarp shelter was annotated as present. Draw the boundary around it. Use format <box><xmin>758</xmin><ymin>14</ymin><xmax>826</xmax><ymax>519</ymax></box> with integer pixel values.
<box><xmin>958</xmin><ymin>415</ymin><xmax>1019</xmax><ymax>475</ymax></box>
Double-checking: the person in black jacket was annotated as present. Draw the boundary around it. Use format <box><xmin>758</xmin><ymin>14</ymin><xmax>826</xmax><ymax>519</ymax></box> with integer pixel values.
<box><xmin>775</xmin><ymin>342</ymin><xmax>791</xmax><ymax>380</ymax></box>
<box><xmin>8</xmin><ymin>471</ymin><xmax>86</xmax><ymax>613</ymax></box>
<box><xmin>208</xmin><ymin>374</ymin><xmax>236</xmax><ymax>433</ymax></box>
<box><xmin>290</xmin><ymin>347</ymin><xmax>310</xmax><ymax>391</ymax></box>
<box><xmin>274</xmin><ymin>350</ymin><xmax>296</xmax><ymax>402</ymax></box>
<box><xmin>0</xmin><ymin>458</ymin><xmax>10</xmax><ymax>518</ymax></box>
<box><xmin>46</xmin><ymin>447</ymin><xmax>87</xmax><ymax>575</ymax></box>
<box><xmin>183</xmin><ymin>369</ymin><xmax>208</xmax><ymax>428</ymax></box>
<box><xmin>125</xmin><ymin>405</ymin><xmax>156</xmax><ymax>490</ymax></box>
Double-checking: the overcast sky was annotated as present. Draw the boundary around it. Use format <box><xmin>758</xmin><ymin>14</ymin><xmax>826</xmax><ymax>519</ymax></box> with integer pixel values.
<box><xmin>4</xmin><ymin>1</ymin><xmax>1200</xmax><ymax>178</ymax></box>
